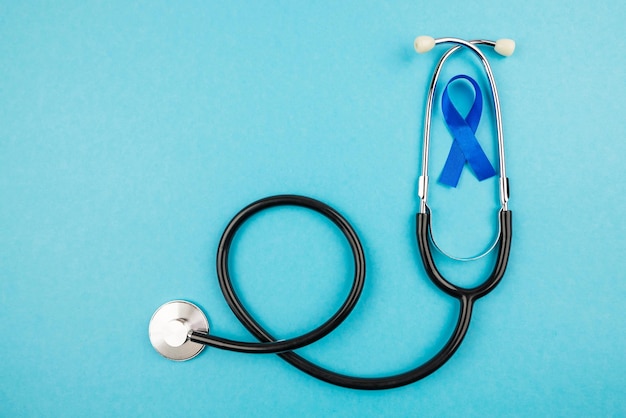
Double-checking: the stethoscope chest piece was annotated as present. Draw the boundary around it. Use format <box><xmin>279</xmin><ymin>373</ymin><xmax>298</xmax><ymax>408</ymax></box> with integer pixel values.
<box><xmin>149</xmin><ymin>300</ymin><xmax>209</xmax><ymax>361</ymax></box>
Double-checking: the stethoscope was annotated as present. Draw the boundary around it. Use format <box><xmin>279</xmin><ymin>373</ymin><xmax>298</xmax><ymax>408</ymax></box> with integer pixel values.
<box><xmin>148</xmin><ymin>36</ymin><xmax>515</xmax><ymax>390</ymax></box>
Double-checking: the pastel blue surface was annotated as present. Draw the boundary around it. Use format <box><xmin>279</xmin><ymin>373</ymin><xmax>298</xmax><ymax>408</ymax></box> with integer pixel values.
<box><xmin>1</xmin><ymin>1</ymin><xmax>625</xmax><ymax>417</ymax></box>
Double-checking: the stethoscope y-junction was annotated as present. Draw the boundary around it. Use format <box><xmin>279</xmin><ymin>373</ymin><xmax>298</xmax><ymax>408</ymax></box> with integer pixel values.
<box><xmin>148</xmin><ymin>36</ymin><xmax>515</xmax><ymax>390</ymax></box>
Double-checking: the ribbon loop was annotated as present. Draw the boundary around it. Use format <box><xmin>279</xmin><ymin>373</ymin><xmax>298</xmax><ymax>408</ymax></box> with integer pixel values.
<box><xmin>439</xmin><ymin>75</ymin><xmax>496</xmax><ymax>187</ymax></box>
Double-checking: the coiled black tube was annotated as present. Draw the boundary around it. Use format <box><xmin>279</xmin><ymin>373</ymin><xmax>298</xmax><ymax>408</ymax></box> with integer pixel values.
<box><xmin>191</xmin><ymin>194</ymin><xmax>366</xmax><ymax>354</ymax></box>
<box><xmin>189</xmin><ymin>195</ymin><xmax>512</xmax><ymax>390</ymax></box>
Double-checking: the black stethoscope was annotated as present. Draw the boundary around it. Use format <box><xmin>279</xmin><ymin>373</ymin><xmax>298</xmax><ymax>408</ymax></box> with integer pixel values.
<box><xmin>148</xmin><ymin>36</ymin><xmax>515</xmax><ymax>390</ymax></box>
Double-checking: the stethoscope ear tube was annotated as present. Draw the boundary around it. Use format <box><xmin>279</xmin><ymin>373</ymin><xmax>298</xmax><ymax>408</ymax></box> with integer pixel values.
<box><xmin>416</xmin><ymin>210</ymin><xmax>512</xmax><ymax>301</ymax></box>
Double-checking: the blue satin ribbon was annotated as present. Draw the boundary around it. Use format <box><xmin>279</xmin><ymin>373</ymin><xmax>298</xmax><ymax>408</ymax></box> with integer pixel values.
<box><xmin>439</xmin><ymin>75</ymin><xmax>496</xmax><ymax>188</ymax></box>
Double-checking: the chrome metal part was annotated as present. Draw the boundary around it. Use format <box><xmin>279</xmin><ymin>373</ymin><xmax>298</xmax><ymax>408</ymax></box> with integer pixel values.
<box><xmin>149</xmin><ymin>300</ymin><xmax>209</xmax><ymax>361</ymax></box>
<box><xmin>419</xmin><ymin>38</ymin><xmax>510</xmax><ymax>213</ymax></box>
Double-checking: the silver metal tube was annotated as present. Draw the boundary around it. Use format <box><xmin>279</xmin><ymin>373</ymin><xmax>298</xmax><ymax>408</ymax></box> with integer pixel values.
<box><xmin>419</xmin><ymin>38</ymin><xmax>509</xmax><ymax>213</ymax></box>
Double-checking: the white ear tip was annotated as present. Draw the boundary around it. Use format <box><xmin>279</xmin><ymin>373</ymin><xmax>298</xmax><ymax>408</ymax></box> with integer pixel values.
<box><xmin>494</xmin><ymin>39</ymin><xmax>515</xmax><ymax>56</ymax></box>
<box><xmin>414</xmin><ymin>36</ymin><xmax>435</xmax><ymax>54</ymax></box>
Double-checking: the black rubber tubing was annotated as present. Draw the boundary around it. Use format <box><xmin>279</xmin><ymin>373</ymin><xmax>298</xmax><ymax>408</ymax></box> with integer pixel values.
<box><xmin>191</xmin><ymin>194</ymin><xmax>366</xmax><ymax>354</ymax></box>
<box><xmin>189</xmin><ymin>195</ymin><xmax>512</xmax><ymax>390</ymax></box>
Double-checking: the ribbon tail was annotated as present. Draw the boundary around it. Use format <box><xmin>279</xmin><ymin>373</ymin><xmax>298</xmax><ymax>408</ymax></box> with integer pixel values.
<box><xmin>438</xmin><ymin>140</ymin><xmax>465</xmax><ymax>187</ymax></box>
<box><xmin>466</xmin><ymin>146</ymin><xmax>497</xmax><ymax>181</ymax></box>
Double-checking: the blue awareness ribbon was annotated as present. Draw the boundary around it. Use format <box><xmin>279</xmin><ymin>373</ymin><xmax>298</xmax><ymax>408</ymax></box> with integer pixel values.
<box><xmin>438</xmin><ymin>74</ymin><xmax>496</xmax><ymax>188</ymax></box>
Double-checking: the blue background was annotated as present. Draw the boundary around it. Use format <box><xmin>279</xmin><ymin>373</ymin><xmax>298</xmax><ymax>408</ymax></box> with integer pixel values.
<box><xmin>1</xmin><ymin>1</ymin><xmax>625</xmax><ymax>417</ymax></box>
